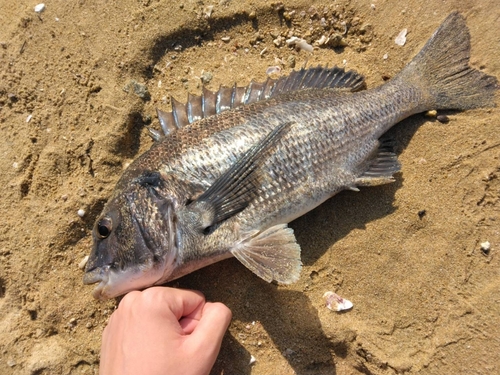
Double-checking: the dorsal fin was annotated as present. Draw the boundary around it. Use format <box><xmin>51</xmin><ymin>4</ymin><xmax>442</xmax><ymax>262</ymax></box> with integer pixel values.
<box><xmin>153</xmin><ymin>66</ymin><xmax>365</xmax><ymax>140</ymax></box>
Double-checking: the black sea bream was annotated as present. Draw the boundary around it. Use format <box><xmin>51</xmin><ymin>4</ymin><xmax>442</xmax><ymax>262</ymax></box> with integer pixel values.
<box><xmin>84</xmin><ymin>12</ymin><xmax>497</xmax><ymax>300</ymax></box>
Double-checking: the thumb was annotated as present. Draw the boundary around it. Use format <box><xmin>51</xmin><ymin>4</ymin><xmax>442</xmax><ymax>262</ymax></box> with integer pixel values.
<box><xmin>189</xmin><ymin>302</ymin><xmax>232</xmax><ymax>349</ymax></box>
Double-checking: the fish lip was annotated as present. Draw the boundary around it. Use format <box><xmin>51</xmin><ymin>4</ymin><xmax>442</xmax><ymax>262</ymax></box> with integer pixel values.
<box><xmin>83</xmin><ymin>266</ymin><xmax>110</xmax><ymax>301</ymax></box>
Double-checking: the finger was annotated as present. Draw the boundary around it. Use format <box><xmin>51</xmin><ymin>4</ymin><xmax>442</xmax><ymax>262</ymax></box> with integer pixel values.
<box><xmin>117</xmin><ymin>290</ymin><xmax>141</xmax><ymax>310</ymax></box>
<box><xmin>189</xmin><ymin>302</ymin><xmax>232</xmax><ymax>345</ymax></box>
<box><xmin>143</xmin><ymin>287</ymin><xmax>206</xmax><ymax>322</ymax></box>
<box><xmin>178</xmin><ymin>316</ymin><xmax>200</xmax><ymax>334</ymax></box>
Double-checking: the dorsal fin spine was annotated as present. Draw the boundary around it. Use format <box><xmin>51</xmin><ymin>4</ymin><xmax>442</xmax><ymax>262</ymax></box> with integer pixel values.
<box><xmin>154</xmin><ymin>66</ymin><xmax>366</xmax><ymax>139</ymax></box>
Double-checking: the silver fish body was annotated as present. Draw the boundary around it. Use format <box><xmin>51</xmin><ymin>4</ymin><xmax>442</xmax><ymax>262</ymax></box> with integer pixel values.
<box><xmin>84</xmin><ymin>12</ymin><xmax>497</xmax><ymax>300</ymax></box>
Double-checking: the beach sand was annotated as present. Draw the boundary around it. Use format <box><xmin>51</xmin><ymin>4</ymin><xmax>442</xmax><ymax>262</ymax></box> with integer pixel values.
<box><xmin>0</xmin><ymin>0</ymin><xmax>499</xmax><ymax>373</ymax></box>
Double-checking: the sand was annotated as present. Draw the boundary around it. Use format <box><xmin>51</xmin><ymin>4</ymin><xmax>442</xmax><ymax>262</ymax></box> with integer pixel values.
<box><xmin>0</xmin><ymin>0</ymin><xmax>499</xmax><ymax>374</ymax></box>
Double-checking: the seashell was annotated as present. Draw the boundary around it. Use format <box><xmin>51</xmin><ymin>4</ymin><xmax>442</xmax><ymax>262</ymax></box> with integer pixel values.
<box><xmin>323</xmin><ymin>291</ymin><xmax>353</xmax><ymax>312</ymax></box>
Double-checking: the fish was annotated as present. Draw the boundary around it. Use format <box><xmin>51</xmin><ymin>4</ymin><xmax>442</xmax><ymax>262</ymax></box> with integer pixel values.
<box><xmin>83</xmin><ymin>12</ymin><xmax>497</xmax><ymax>300</ymax></box>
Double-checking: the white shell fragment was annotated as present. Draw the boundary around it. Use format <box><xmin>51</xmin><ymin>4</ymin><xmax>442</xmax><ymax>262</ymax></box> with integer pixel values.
<box><xmin>286</xmin><ymin>36</ymin><xmax>313</xmax><ymax>52</ymax></box>
<box><xmin>77</xmin><ymin>209</ymin><xmax>86</xmax><ymax>217</ymax></box>
<box><xmin>316</xmin><ymin>35</ymin><xmax>328</xmax><ymax>46</ymax></box>
<box><xmin>395</xmin><ymin>28</ymin><xmax>407</xmax><ymax>46</ymax></box>
<box><xmin>295</xmin><ymin>40</ymin><xmax>313</xmax><ymax>52</ymax></box>
<box><xmin>480</xmin><ymin>241</ymin><xmax>491</xmax><ymax>252</ymax></box>
<box><xmin>266</xmin><ymin>66</ymin><xmax>281</xmax><ymax>76</ymax></box>
<box><xmin>323</xmin><ymin>291</ymin><xmax>353</xmax><ymax>312</ymax></box>
<box><xmin>34</xmin><ymin>3</ymin><xmax>46</xmax><ymax>13</ymax></box>
<box><xmin>204</xmin><ymin>5</ymin><xmax>213</xmax><ymax>18</ymax></box>
<box><xmin>79</xmin><ymin>255</ymin><xmax>89</xmax><ymax>270</ymax></box>
<box><xmin>249</xmin><ymin>355</ymin><xmax>256</xmax><ymax>365</ymax></box>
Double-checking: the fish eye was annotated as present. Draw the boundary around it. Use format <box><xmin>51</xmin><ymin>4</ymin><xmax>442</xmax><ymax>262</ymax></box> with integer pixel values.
<box><xmin>96</xmin><ymin>217</ymin><xmax>113</xmax><ymax>239</ymax></box>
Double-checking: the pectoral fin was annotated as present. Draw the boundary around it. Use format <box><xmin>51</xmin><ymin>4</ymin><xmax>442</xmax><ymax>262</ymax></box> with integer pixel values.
<box><xmin>232</xmin><ymin>224</ymin><xmax>302</xmax><ymax>284</ymax></box>
<box><xmin>188</xmin><ymin>122</ymin><xmax>292</xmax><ymax>230</ymax></box>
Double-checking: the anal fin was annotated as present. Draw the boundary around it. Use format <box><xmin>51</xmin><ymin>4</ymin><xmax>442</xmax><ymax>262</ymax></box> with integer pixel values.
<box><xmin>355</xmin><ymin>139</ymin><xmax>401</xmax><ymax>187</ymax></box>
<box><xmin>231</xmin><ymin>224</ymin><xmax>302</xmax><ymax>284</ymax></box>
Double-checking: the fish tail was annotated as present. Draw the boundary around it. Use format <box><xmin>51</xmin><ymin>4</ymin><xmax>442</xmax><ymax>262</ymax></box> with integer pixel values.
<box><xmin>396</xmin><ymin>11</ymin><xmax>498</xmax><ymax>110</ymax></box>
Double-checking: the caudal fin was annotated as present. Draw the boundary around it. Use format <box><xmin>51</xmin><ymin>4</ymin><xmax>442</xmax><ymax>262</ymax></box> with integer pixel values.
<box><xmin>397</xmin><ymin>12</ymin><xmax>497</xmax><ymax>110</ymax></box>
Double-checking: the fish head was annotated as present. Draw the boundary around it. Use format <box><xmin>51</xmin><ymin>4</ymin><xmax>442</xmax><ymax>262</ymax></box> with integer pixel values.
<box><xmin>83</xmin><ymin>173</ymin><xmax>179</xmax><ymax>300</ymax></box>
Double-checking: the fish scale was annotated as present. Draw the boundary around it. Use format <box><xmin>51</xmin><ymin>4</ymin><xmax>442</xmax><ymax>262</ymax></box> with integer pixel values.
<box><xmin>83</xmin><ymin>12</ymin><xmax>497</xmax><ymax>300</ymax></box>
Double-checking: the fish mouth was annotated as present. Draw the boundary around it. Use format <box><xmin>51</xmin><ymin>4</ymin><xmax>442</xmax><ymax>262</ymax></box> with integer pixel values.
<box><xmin>83</xmin><ymin>261</ymin><xmax>170</xmax><ymax>300</ymax></box>
<box><xmin>83</xmin><ymin>266</ymin><xmax>111</xmax><ymax>301</ymax></box>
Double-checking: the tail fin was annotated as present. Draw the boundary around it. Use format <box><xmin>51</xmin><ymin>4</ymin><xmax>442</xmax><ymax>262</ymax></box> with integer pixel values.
<box><xmin>397</xmin><ymin>12</ymin><xmax>498</xmax><ymax>110</ymax></box>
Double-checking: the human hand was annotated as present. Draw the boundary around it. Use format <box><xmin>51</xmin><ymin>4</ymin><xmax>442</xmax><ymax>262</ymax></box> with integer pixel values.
<box><xmin>99</xmin><ymin>287</ymin><xmax>232</xmax><ymax>375</ymax></box>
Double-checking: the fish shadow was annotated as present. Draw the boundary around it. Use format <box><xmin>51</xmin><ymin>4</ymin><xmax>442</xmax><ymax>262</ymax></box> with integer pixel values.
<box><xmin>293</xmin><ymin>113</ymin><xmax>435</xmax><ymax>266</ymax></box>
<box><xmin>173</xmin><ymin>114</ymin><xmax>432</xmax><ymax>374</ymax></box>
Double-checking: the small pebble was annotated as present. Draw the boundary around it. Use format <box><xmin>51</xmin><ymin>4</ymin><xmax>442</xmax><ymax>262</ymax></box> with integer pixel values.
<box><xmin>123</xmin><ymin>80</ymin><xmax>150</xmax><ymax>100</ymax></box>
<box><xmin>480</xmin><ymin>241</ymin><xmax>490</xmax><ymax>254</ymax></box>
<box><xmin>383</xmin><ymin>53</ymin><xmax>388</xmax><ymax>60</ymax></box>
<box><xmin>26</xmin><ymin>114</ymin><xmax>32</xmax><ymax>123</ymax></box>
<box><xmin>34</xmin><ymin>3</ymin><xmax>45</xmax><ymax>13</ymax></box>
<box><xmin>78</xmin><ymin>255</ymin><xmax>89</xmax><ymax>270</ymax></box>
<box><xmin>269</xmin><ymin>29</ymin><xmax>280</xmax><ymax>38</ymax></box>
<box><xmin>200</xmin><ymin>71</ymin><xmax>213</xmax><ymax>85</ymax></box>
<box><xmin>77</xmin><ymin>209</ymin><xmax>85</xmax><ymax>218</ymax></box>
<box><xmin>327</xmin><ymin>34</ymin><xmax>348</xmax><ymax>48</ymax></box>
<box><xmin>221</xmin><ymin>36</ymin><xmax>231</xmax><ymax>42</ymax></box>
<box><xmin>395</xmin><ymin>28</ymin><xmax>407</xmax><ymax>46</ymax></box>
<box><xmin>425</xmin><ymin>110</ymin><xmax>437</xmax><ymax>118</ymax></box>
<box><xmin>249</xmin><ymin>355</ymin><xmax>256</xmax><ymax>365</ymax></box>
<box><xmin>323</xmin><ymin>291</ymin><xmax>353</xmax><ymax>312</ymax></box>
<box><xmin>437</xmin><ymin>115</ymin><xmax>449</xmax><ymax>124</ymax></box>
<box><xmin>7</xmin><ymin>359</ymin><xmax>16</xmax><ymax>367</ymax></box>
